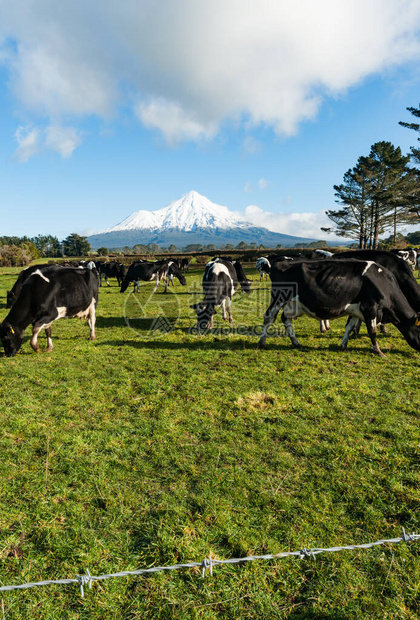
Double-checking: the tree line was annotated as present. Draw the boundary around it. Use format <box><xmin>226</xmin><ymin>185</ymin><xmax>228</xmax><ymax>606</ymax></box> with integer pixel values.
<box><xmin>323</xmin><ymin>105</ymin><xmax>420</xmax><ymax>248</ymax></box>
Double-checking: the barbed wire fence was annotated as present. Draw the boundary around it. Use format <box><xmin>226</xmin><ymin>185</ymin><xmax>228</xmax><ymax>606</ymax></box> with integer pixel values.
<box><xmin>0</xmin><ymin>528</ymin><xmax>418</xmax><ymax>598</ymax></box>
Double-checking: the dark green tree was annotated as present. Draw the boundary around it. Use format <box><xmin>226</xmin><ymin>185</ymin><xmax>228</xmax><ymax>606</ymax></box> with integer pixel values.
<box><xmin>62</xmin><ymin>233</ymin><xmax>91</xmax><ymax>257</ymax></box>
<box><xmin>97</xmin><ymin>246</ymin><xmax>109</xmax><ymax>256</ymax></box>
<box><xmin>405</xmin><ymin>230</ymin><xmax>420</xmax><ymax>245</ymax></box>
<box><xmin>399</xmin><ymin>104</ymin><xmax>420</xmax><ymax>165</ymax></box>
<box><xmin>132</xmin><ymin>244</ymin><xmax>148</xmax><ymax>254</ymax></box>
<box><xmin>32</xmin><ymin>234</ymin><xmax>61</xmax><ymax>257</ymax></box>
<box><xmin>323</xmin><ymin>142</ymin><xmax>411</xmax><ymax>248</ymax></box>
<box><xmin>399</xmin><ymin>104</ymin><xmax>420</xmax><ymax>221</ymax></box>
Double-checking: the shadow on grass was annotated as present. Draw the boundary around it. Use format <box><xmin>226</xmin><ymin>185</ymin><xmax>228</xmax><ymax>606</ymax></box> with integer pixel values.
<box><xmin>94</xmin><ymin>338</ymin><xmax>292</xmax><ymax>352</ymax></box>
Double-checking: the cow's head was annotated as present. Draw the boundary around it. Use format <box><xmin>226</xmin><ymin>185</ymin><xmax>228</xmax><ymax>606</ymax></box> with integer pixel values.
<box><xmin>190</xmin><ymin>302</ymin><xmax>214</xmax><ymax>332</ymax></box>
<box><xmin>0</xmin><ymin>323</ymin><xmax>23</xmax><ymax>357</ymax></box>
<box><xmin>179</xmin><ymin>275</ymin><xmax>187</xmax><ymax>286</ymax></box>
<box><xmin>241</xmin><ymin>279</ymin><xmax>252</xmax><ymax>294</ymax></box>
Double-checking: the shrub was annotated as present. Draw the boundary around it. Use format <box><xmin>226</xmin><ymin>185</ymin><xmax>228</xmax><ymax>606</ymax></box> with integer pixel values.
<box><xmin>0</xmin><ymin>245</ymin><xmax>31</xmax><ymax>267</ymax></box>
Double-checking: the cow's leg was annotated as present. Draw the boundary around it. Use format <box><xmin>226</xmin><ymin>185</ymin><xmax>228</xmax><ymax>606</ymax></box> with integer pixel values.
<box><xmin>320</xmin><ymin>320</ymin><xmax>327</xmax><ymax>333</ymax></box>
<box><xmin>380</xmin><ymin>323</ymin><xmax>389</xmax><ymax>335</ymax></box>
<box><xmin>153</xmin><ymin>276</ymin><xmax>161</xmax><ymax>293</ymax></box>
<box><xmin>364</xmin><ymin>315</ymin><xmax>385</xmax><ymax>357</ymax></box>
<box><xmin>281</xmin><ymin>312</ymin><xmax>301</xmax><ymax>347</ymax></box>
<box><xmin>350</xmin><ymin>319</ymin><xmax>362</xmax><ymax>338</ymax></box>
<box><xmin>259</xmin><ymin>297</ymin><xmax>283</xmax><ymax>348</ymax></box>
<box><xmin>88</xmin><ymin>300</ymin><xmax>96</xmax><ymax>340</ymax></box>
<box><xmin>226</xmin><ymin>297</ymin><xmax>233</xmax><ymax>324</ymax></box>
<box><xmin>45</xmin><ymin>327</ymin><xmax>53</xmax><ymax>352</ymax></box>
<box><xmin>31</xmin><ymin>322</ymin><xmax>52</xmax><ymax>352</ymax></box>
<box><xmin>221</xmin><ymin>299</ymin><xmax>227</xmax><ymax>320</ymax></box>
<box><xmin>341</xmin><ymin>316</ymin><xmax>358</xmax><ymax>350</ymax></box>
<box><xmin>106</xmin><ymin>276</ymin><xmax>110</xmax><ymax>287</ymax></box>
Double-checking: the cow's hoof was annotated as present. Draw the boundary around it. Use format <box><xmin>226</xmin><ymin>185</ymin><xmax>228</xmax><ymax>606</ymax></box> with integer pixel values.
<box><xmin>89</xmin><ymin>336</ymin><xmax>97</xmax><ymax>341</ymax></box>
<box><xmin>373</xmin><ymin>350</ymin><xmax>386</xmax><ymax>358</ymax></box>
<box><xmin>258</xmin><ymin>341</ymin><xmax>267</xmax><ymax>350</ymax></box>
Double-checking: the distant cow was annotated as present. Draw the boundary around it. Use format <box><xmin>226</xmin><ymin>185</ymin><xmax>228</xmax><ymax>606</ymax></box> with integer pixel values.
<box><xmin>191</xmin><ymin>258</ymin><xmax>250</xmax><ymax>332</ymax></box>
<box><xmin>306</xmin><ymin>249</ymin><xmax>334</xmax><ymax>259</ymax></box>
<box><xmin>391</xmin><ymin>248</ymin><xmax>417</xmax><ymax>270</ymax></box>
<box><xmin>0</xmin><ymin>266</ymin><xmax>99</xmax><ymax>356</ymax></box>
<box><xmin>120</xmin><ymin>260</ymin><xmax>186</xmax><ymax>294</ymax></box>
<box><xmin>256</xmin><ymin>257</ymin><xmax>270</xmax><ymax>280</ymax></box>
<box><xmin>180</xmin><ymin>258</ymin><xmax>190</xmax><ymax>273</ymax></box>
<box><xmin>259</xmin><ymin>258</ymin><xmax>420</xmax><ymax>356</ymax></box>
<box><xmin>96</xmin><ymin>261</ymin><xmax>126</xmax><ymax>286</ymax></box>
<box><xmin>165</xmin><ymin>260</ymin><xmax>188</xmax><ymax>291</ymax></box>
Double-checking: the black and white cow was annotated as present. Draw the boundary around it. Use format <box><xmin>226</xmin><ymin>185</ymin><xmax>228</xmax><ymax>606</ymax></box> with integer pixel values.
<box><xmin>230</xmin><ymin>260</ymin><xmax>252</xmax><ymax>293</ymax></box>
<box><xmin>307</xmin><ymin>249</ymin><xmax>334</xmax><ymax>259</ymax></box>
<box><xmin>120</xmin><ymin>260</ymin><xmax>186</xmax><ymax>294</ymax></box>
<box><xmin>96</xmin><ymin>261</ymin><xmax>126</xmax><ymax>287</ymax></box>
<box><xmin>0</xmin><ymin>266</ymin><xmax>99</xmax><ymax>356</ymax></box>
<box><xmin>180</xmin><ymin>258</ymin><xmax>190</xmax><ymax>273</ymax></box>
<box><xmin>259</xmin><ymin>259</ymin><xmax>420</xmax><ymax>356</ymax></box>
<box><xmin>6</xmin><ymin>263</ymin><xmax>56</xmax><ymax>308</ymax></box>
<box><xmin>190</xmin><ymin>258</ymin><xmax>250</xmax><ymax>332</ymax></box>
<box><xmin>390</xmin><ymin>248</ymin><xmax>417</xmax><ymax>270</ymax></box>
<box><xmin>332</xmin><ymin>250</ymin><xmax>420</xmax><ymax>313</ymax></box>
<box><xmin>256</xmin><ymin>257</ymin><xmax>271</xmax><ymax>280</ymax></box>
<box><xmin>164</xmin><ymin>260</ymin><xmax>188</xmax><ymax>291</ymax></box>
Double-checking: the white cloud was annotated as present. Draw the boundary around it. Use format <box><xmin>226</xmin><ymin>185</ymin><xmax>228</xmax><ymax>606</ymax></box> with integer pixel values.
<box><xmin>244</xmin><ymin>182</ymin><xmax>253</xmax><ymax>193</ymax></box>
<box><xmin>136</xmin><ymin>99</ymin><xmax>217</xmax><ymax>145</ymax></box>
<box><xmin>13</xmin><ymin>123</ymin><xmax>83</xmax><ymax>161</ymax></box>
<box><xmin>45</xmin><ymin>125</ymin><xmax>82</xmax><ymax>158</ymax></box>
<box><xmin>14</xmin><ymin>126</ymin><xmax>42</xmax><ymax>162</ymax></box>
<box><xmin>243</xmin><ymin>204</ymin><xmax>339</xmax><ymax>240</ymax></box>
<box><xmin>258</xmin><ymin>178</ymin><xmax>268</xmax><ymax>191</ymax></box>
<box><xmin>1</xmin><ymin>1</ymin><xmax>420</xmax><ymax>145</ymax></box>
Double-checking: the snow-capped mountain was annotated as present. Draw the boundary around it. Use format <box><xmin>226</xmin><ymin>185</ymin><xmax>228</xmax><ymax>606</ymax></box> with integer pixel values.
<box><xmin>88</xmin><ymin>191</ymin><xmax>315</xmax><ymax>249</ymax></box>
<box><xmin>98</xmin><ymin>191</ymin><xmax>250</xmax><ymax>233</ymax></box>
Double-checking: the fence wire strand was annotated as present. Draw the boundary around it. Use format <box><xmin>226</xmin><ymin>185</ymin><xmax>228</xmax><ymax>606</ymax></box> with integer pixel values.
<box><xmin>0</xmin><ymin>529</ymin><xmax>418</xmax><ymax>597</ymax></box>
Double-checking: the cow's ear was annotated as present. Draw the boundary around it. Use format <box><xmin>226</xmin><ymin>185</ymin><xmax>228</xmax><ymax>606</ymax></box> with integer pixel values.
<box><xmin>190</xmin><ymin>303</ymin><xmax>198</xmax><ymax>309</ymax></box>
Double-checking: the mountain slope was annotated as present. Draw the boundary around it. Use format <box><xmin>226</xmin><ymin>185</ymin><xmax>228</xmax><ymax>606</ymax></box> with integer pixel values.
<box><xmin>88</xmin><ymin>191</ymin><xmax>316</xmax><ymax>248</ymax></box>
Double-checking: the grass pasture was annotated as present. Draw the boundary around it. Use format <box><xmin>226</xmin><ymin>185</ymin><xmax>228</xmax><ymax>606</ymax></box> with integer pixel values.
<box><xmin>0</xmin><ymin>264</ymin><xmax>419</xmax><ymax>619</ymax></box>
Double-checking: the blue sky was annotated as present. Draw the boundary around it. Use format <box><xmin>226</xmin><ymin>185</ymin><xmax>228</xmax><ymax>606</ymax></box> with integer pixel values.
<box><xmin>0</xmin><ymin>1</ymin><xmax>420</xmax><ymax>242</ymax></box>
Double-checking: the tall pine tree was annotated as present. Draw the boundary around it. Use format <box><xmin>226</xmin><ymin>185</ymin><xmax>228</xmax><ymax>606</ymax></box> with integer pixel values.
<box><xmin>323</xmin><ymin>142</ymin><xmax>411</xmax><ymax>248</ymax></box>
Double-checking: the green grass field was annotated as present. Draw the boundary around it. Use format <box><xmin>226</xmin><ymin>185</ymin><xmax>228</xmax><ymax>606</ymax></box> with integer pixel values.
<box><xmin>0</xmin><ymin>264</ymin><xmax>419</xmax><ymax>619</ymax></box>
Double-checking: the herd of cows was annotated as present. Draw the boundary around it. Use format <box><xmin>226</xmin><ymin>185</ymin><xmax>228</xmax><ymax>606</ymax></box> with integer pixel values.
<box><xmin>1</xmin><ymin>248</ymin><xmax>420</xmax><ymax>358</ymax></box>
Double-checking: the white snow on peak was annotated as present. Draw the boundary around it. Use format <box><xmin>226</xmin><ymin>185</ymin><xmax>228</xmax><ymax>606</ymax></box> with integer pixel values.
<box><xmin>98</xmin><ymin>191</ymin><xmax>251</xmax><ymax>233</ymax></box>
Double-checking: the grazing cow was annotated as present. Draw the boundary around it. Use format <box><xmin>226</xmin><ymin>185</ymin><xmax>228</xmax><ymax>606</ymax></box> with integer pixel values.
<box><xmin>120</xmin><ymin>260</ymin><xmax>186</xmax><ymax>293</ymax></box>
<box><xmin>391</xmin><ymin>248</ymin><xmax>417</xmax><ymax>270</ymax></box>
<box><xmin>190</xmin><ymin>258</ymin><xmax>250</xmax><ymax>332</ymax></box>
<box><xmin>256</xmin><ymin>257</ymin><xmax>271</xmax><ymax>280</ymax></box>
<box><xmin>180</xmin><ymin>258</ymin><xmax>190</xmax><ymax>273</ymax></box>
<box><xmin>264</xmin><ymin>255</ymin><xmax>331</xmax><ymax>334</ymax></box>
<box><xmin>0</xmin><ymin>266</ymin><xmax>99</xmax><ymax>356</ymax></box>
<box><xmin>6</xmin><ymin>263</ymin><xmax>55</xmax><ymax>308</ymax></box>
<box><xmin>96</xmin><ymin>261</ymin><xmax>126</xmax><ymax>286</ymax></box>
<box><xmin>259</xmin><ymin>259</ymin><xmax>420</xmax><ymax>356</ymax></box>
<box><xmin>164</xmin><ymin>260</ymin><xmax>188</xmax><ymax>292</ymax></box>
<box><xmin>332</xmin><ymin>250</ymin><xmax>420</xmax><ymax>313</ymax></box>
<box><xmin>307</xmin><ymin>249</ymin><xmax>334</xmax><ymax>258</ymax></box>
<box><xmin>231</xmin><ymin>260</ymin><xmax>252</xmax><ymax>293</ymax></box>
